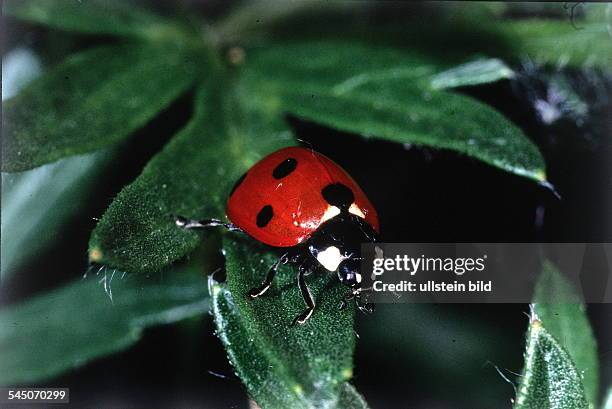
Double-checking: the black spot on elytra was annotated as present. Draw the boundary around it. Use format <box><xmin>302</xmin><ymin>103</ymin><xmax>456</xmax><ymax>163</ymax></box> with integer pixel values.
<box><xmin>256</xmin><ymin>205</ymin><xmax>273</xmax><ymax>227</ymax></box>
<box><xmin>230</xmin><ymin>172</ymin><xmax>247</xmax><ymax>196</ymax></box>
<box><xmin>272</xmin><ymin>157</ymin><xmax>297</xmax><ymax>179</ymax></box>
<box><xmin>321</xmin><ymin>183</ymin><xmax>354</xmax><ymax>209</ymax></box>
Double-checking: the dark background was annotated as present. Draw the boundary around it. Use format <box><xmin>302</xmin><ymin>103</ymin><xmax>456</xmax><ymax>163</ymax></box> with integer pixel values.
<box><xmin>1</xmin><ymin>2</ymin><xmax>610</xmax><ymax>408</ymax></box>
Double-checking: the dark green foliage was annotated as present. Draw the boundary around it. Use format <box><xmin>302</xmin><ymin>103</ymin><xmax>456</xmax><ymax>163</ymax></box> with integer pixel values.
<box><xmin>2</xmin><ymin>2</ymin><xmax>607</xmax><ymax>408</ymax></box>
<box><xmin>211</xmin><ymin>237</ymin><xmax>359</xmax><ymax>409</ymax></box>
<box><xmin>514</xmin><ymin>319</ymin><xmax>589</xmax><ymax>409</ymax></box>
<box><xmin>0</xmin><ymin>260</ymin><xmax>209</xmax><ymax>385</ymax></box>
<box><xmin>497</xmin><ymin>17</ymin><xmax>612</xmax><ymax>68</ymax></box>
<box><xmin>2</xmin><ymin>44</ymin><xmax>199</xmax><ymax>172</ymax></box>
<box><xmin>514</xmin><ymin>264</ymin><xmax>597</xmax><ymax>409</ymax></box>
<box><xmin>532</xmin><ymin>264</ymin><xmax>599</xmax><ymax>408</ymax></box>
<box><xmin>242</xmin><ymin>42</ymin><xmax>546</xmax><ymax>182</ymax></box>
<box><xmin>88</xmin><ymin>82</ymin><xmax>293</xmax><ymax>272</ymax></box>
<box><xmin>3</xmin><ymin>0</ymin><xmax>187</xmax><ymax>40</ymax></box>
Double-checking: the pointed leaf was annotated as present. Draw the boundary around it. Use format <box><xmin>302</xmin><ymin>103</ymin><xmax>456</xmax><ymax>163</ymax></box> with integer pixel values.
<box><xmin>3</xmin><ymin>0</ymin><xmax>187</xmax><ymax>41</ymax></box>
<box><xmin>0</xmin><ymin>260</ymin><xmax>209</xmax><ymax>385</ymax></box>
<box><xmin>244</xmin><ymin>41</ymin><xmax>546</xmax><ymax>182</ymax></box>
<box><xmin>89</xmin><ymin>81</ymin><xmax>293</xmax><ymax>273</ymax></box>
<box><xmin>533</xmin><ymin>263</ymin><xmax>599</xmax><ymax>408</ymax></box>
<box><xmin>2</xmin><ymin>43</ymin><xmax>199</xmax><ymax>172</ymax></box>
<box><xmin>514</xmin><ymin>317</ymin><xmax>589</xmax><ymax>409</ymax></box>
<box><xmin>211</xmin><ymin>236</ymin><xmax>363</xmax><ymax>409</ymax></box>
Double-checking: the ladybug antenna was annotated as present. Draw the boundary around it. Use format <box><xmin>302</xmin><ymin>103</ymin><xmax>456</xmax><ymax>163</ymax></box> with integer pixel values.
<box><xmin>296</xmin><ymin>138</ymin><xmax>316</xmax><ymax>153</ymax></box>
<box><xmin>355</xmin><ymin>290</ymin><xmax>375</xmax><ymax>314</ymax></box>
<box><xmin>339</xmin><ymin>286</ymin><xmax>375</xmax><ymax>314</ymax></box>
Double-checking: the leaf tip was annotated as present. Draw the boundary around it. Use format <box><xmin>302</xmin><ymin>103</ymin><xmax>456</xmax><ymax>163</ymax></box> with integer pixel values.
<box><xmin>341</xmin><ymin>368</ymin><xmax>353</xmax><ymax>380</ymax></box>
<box><xmin>89</xmin><ymin>247</ymin><xmax>104</xmax><ymax>263</ymax></box>
<box><xmin>291</xmin><ymin>384</ymin><xmax>304</xmax><ymax>396</ymax></box>
<box><xmin>530</xmin><ymin>318</ymin><xmax>543</xmax><ymax>331</ymax></box>
<box><xmin>529</xmin><ymin>303</ymin><xmax>543</xmax><ymax>329</ymax></box>
<box><xmin>211</xmin><ymin>283</ymin><xmax>222</xmax><ymax>297</ymax></box>
<box><xmin>535</xmin><ymin>169</ymin><xmax>547</xmax><ymax>182</ymax></box>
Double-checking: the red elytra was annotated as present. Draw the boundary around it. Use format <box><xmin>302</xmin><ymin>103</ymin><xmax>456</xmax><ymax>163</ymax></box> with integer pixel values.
<box><xmin>226</xmin><ymin>147</ymin><xmax>379</xmax><ymax>247</ymax></box>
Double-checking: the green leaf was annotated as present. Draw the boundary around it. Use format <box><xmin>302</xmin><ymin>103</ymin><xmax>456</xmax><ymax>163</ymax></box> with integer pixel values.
<box><xmin>245</xmin><ymin>41</ymin><xmax>442</xmax><ymax>89</ymax></box>
<box><xmin>0</xmin><ymin>259</ymin><xmax>209</xmax><ymax>385</ymax></box>
<box><xmin>514</xmin><ymin>317</ymin><xmax>589</xmax><ymax>409</ymax></box>
<box><xmin>244</xmin><ymin>41</ymin><xmax>546</xmax><ymax>182</ymax></box>
<box><xmin>514</xmin><ymin>263</ymin><xmax>598</xmax><ymax>409</ymax></box>
<box><xmin>3</xmin><ymin>0</ymin><xmax>188</xmax><ymax>42</ymax></box>
<box><xmin>89</xmin><ymin>80</ymin><xmax>293</xmax><ymax>273</ymax></box>
<box><xmin>411</xmin><ymin>4</ymin><xmax>612</xmax><ymax>69</ymax></box>
<box><xmin>1</xmin><ymin>149</ymin><xmax>114</xmax><ymax>279</ymax></box>
<box><xmin>211</xmin><ymin>236</ymin><xmax>363</xmax><ymax>409</ymax></box>
<box><xmin>2</xmin><ymin>43</ymin><xmax>199</xmax><ymax>172</ymax></box>
<box><xmin>431</xmin><ymin>3</ymin><xmax>611</xmax><ymax>69</ymax></box>
<box><xmin>429</xmin><ymin>58</ymin><xmax>514</xmax><ymax>90</ymax></box>
<box><xmin>497</xmin><ymin>6</ymin><xmax>612</xmax><ymax>68</ymax></box>
<box><xmin>533</xmin><ymin>263</ymin><xmax>599</xmax><ymax>408</ymax></box>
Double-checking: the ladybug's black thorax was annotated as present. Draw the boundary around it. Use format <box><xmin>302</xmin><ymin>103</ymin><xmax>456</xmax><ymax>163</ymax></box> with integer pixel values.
<box><xmin>308</xmin><ymin>213</ymin><xmax>377</xmax><ymax>255</ymax></box>
<box><xmin>304</xmin><ymin>213</ymin><xmax>377</xmax><ymax>282</ymax></box>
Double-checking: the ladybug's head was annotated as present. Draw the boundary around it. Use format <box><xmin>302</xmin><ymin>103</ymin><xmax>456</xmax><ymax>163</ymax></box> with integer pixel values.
<box><xmin>307</xmin><ymin>213</ymin><xmax>378</xmax><ymax>290</ymax></box>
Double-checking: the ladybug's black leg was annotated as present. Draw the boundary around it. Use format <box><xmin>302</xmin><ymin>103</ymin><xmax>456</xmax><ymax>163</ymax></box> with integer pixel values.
<box><xmin>356</xmin><ymin>298</ymin><xmax>375</xmax><ymax>314</ymax></box>
<box><xmin>291</xmin><ymin>265</ymin><xmax>315</xmax><ymax>326</ymax></box>
<box><xmin>338</xmin><ymin>288</ymin><xmax>375</xmax><ymax>314</ymax></box>
<box><xmin>247</xmin><ymin>253</ymin><xmax>289</xmax><ymax>299</ymax></box>
<box><xmin>338</xmin><ymin>290</ymin><xmax>356</xmax><ymax>310</ymax></box>
<box><xmin>175</xmin><ymin>216</ymin><xmax>241</xmax><ymax>232</ymax></box>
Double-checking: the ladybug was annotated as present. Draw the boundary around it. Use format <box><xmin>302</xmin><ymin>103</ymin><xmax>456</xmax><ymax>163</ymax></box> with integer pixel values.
<box><xmin>176</xmin><ymin>146</ymin><xmax>379</xmax><ymax>324</ymax></box>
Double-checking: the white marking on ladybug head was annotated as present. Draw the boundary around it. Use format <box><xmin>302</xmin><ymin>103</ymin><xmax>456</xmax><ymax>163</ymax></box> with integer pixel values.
<box><xmin>320</xmin><ymin>205</ymin><xmax>341</xmax><ymax>224</ymax></box>
<box><xmin>348</xmin><ymin>203</ymin><xmax>366</xmax><ymax>219</ymax></box>
<box><xmin>316</xmin><ymin>246</ymin><xmax>346</xmax><ymax>271</ymax></box>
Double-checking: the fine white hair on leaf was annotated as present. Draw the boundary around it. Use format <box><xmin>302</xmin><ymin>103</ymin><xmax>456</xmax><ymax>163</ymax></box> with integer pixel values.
<box><xmin>492</xmin><ymin>363</ymin><xmax>519</xmax><ymax>396</ymax></box>
<box><xmin>95</xmin><ymin>266</ymin><xmax>116</xmax><ymax>304</ymax></box>
<box><xmin>82</xmin><ymin>264</ymin><xmax>95</xmax><ymax>279</ymax></box>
